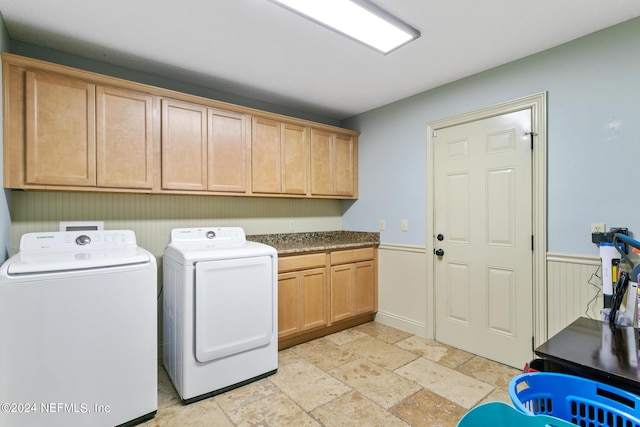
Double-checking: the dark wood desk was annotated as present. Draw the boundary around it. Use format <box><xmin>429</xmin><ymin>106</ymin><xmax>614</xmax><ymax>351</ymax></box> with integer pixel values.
<box><xmin>535</xmin><ymin>317</ymin><xmax>640</xmax><ymax>394</ymax></box>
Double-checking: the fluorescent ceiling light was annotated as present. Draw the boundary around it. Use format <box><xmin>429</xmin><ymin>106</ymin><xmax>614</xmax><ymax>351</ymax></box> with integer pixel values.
<box><xmin>270</xmin><ymin>0</ymin><xmax>420</xmax><ymax>54</ymax></box>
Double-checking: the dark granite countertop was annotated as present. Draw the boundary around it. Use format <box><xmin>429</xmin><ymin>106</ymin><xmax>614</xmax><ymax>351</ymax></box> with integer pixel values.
<box><xmin>247</xmin><ymin>231</ymin><xmax>379</xmax><ymax>255</ymax></box>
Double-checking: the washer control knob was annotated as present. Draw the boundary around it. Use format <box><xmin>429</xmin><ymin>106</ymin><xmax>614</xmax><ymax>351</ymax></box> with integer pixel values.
<box><xmin>75</xmin><ymin>235</ymin><xmax>91</xmax><ymax>245</ymax></box>
<box><xmin>206</xmin><ymin>231</ymin><xmax>216</xmax><ymax>239</ymax></box>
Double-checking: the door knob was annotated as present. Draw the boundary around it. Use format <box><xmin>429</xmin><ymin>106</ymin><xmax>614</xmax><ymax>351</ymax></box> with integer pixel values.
<box><xmin>437</xmin><ymin>234</ymin><xmax>444</xmax><ymax>241</ymax></box>
<box><xmin>434</xmin><ymin>248</ymin><xmax>445</xmax><ymax>257</ymax></box>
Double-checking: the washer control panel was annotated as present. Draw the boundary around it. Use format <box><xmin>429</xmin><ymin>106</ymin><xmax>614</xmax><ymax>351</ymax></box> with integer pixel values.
<box><xmin>19</xmin><ymin>230</ymin><xmax>138</xmax><ymax>252</ymax></box>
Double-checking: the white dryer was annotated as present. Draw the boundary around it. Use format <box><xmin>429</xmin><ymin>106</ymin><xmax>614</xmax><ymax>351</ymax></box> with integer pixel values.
<box><xmin>163</xmin><ymin>227</ymin><xmax>278</xmax><ymax>403</ymax></box>
<box><xmin>0</xmin><ymin>230</ymin><xmax>157</xmax><ymax>427</ymax></box>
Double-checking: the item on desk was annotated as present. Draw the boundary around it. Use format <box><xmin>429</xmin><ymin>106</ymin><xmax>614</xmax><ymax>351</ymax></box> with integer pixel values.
<box><xmin>601</xmin><ymin>307</ymin><xmax>634</xmax><ymax>326</ymax></box>
<box><xmin>637</xmin><ymin>272</ymin><xmax>640</xmax><ymax>327</ymax></box>
<box><xmin>599</xmin><ymin>241</ymin><xmax>620</xmax><ymax>308</ymax></box>
<box><xmin>601</xmin><ymin>271</ymin><xmax>631</xmax><ymax>326</ymax></box>
<box><xmin>628</xmin><ymin>278</ymin><xmax>639</xmax><ymax>328</ymax></box>
<box><xmin>610</xmin><ymin>271</ymin><xmax>630</xmax><ymax>326</ymax></box>
<box><xmin>592</xmin><ymin>228</ymin><xmax>631</xmax><ymax>309</ymax></box>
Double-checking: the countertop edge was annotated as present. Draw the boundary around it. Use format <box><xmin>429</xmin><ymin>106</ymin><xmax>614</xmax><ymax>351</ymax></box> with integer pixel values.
<box><xmin>247</xmin><ymin>231</ymin><xmax>380</xmax><ymax>256</ymax></box>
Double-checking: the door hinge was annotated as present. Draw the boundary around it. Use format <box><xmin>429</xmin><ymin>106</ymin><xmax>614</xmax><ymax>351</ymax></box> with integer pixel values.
<box><xmin>432</xmin><ymin>130</ymin><xmax>437</xmax><ymax>137</ymax></box>
<box><xmin>531</xmin><ymin>235</ymin><xmax>534</xmax><ymax>251</ymax></box>
<box><xmin>525</xmin><ymin>132</ymin><xmax>537</xmax><ymax>150</ymax></box>
<box><xmin>532</xmin><ymin>336</ymin><xmax>535</xmax><ymax>351</ymax></box>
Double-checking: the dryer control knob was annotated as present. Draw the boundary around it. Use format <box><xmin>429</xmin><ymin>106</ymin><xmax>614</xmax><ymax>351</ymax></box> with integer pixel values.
<box><xmin>75</xmin><ymin>235</ymin><xmax>91</xmax><ymax>245</ymax></box>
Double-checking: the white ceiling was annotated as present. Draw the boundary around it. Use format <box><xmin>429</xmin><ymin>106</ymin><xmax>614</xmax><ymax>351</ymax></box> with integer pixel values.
<box><xmin>1</xmin><ymin>0</ymin><xmax>639</xmax><ymax>120</ymax></box>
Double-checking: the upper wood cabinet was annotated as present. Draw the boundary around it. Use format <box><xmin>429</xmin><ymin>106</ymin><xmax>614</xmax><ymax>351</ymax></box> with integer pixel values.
<box><xmin>252</xmin><ymin>117</ymin><xmax>307</xmax><ymax>195</ymax></box>
<box><xmin>24</xmin><ymin>69</ymin><xmax>157</xmax><ymax>190</ymax></box>
<box><xmin>161</xmin><ymin>99</ymin><xmax>249</xmax><ymax>193</ymax></box>
<box><xmin>25</xmin><ymin>70</ymin><xmax>97</xmax><ymax>187</ymax></box>
<box><xmin>3</xmin><ymin>53</ymin><xmax>358</xmax><ymax>199</ymax></box>
<box><xmin>208</xmin><ymin>108</ymin><xmax>249</xmax><ymax>193</ymax></box>
<box><xmin>97</xmin><ymin>86</ymin><xmax>157</xmax><ymax>189</ymax></box>
<box><xmin>281</xmin><ymin>123</ymin><xmax>308</xmax><ymax>195</ymax></box>
<box><xmin>161</xmin><ymin>99</ymin><xmax>208</xmax><ymax>191</ymax></box>
<box><xmin>334</xmin><ymin>132</ymin><xmax>357</xmax><ymax>197</ymax></box>
<box><xmin>310</xmin><ymin>128</ymin><xmax>357</xmax><ymax>197</ymax></box>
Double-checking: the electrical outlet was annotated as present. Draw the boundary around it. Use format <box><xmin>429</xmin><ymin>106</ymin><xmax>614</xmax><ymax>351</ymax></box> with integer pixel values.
<box><xmin>379</xmin><ymin>220</ymin><xmax>385</xmax><ymax>231</ymax></box>
<box><xmin>289</xmin><ymin>220</ymin><xmax>295</xmax><ymax>231</ymax></box>
<box><xmin>591</xmin><ymin>223</ymin><xmax>606</xmax><ymax>234</ymax></box>
<box><xmin>401</xmin><ymin>219</ymin><xmax>408</xmax><ymax>232</ymax></box>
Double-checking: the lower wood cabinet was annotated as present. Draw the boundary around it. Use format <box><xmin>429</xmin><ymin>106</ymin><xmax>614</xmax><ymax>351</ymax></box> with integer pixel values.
<box><xmin>278</xmin><ymin>247</ymin><xmax>377</xmax><ymax>349</ymax></box>
<box><xmin>331</xmin><ymin>248</ymin><xmax>376</xmax><ymax>322</ymax></box>
<box><xmin>277</xmin><ymin>253</ymin><xmax>328</xmax><ymax>339</ymax></box>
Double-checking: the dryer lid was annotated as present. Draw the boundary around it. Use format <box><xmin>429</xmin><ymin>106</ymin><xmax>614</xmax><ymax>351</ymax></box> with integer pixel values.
<box><xmin>163</xmin><ymin>227</ymin><xmax>276</xmax><ymax>264</ymax></box>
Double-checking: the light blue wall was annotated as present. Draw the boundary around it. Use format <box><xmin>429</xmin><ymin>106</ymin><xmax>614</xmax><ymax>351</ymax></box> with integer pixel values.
<box><xmin>0</xmin><ymin>12</ymin><xmax>11</xmax><ymax>260</ymax></box>
<box><xmin>342</xmin><ymin>17</ymin><xmax>640</xmax><ymax>256</ymax></box>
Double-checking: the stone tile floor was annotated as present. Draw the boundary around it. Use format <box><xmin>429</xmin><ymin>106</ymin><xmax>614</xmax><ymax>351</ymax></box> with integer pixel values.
<box><xmin>142</xmin><ymin>321</ymin><xmax>522</xmax><ymax>426</ymax></box>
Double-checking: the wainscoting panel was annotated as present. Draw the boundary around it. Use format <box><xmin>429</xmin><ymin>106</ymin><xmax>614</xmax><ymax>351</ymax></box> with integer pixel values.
<box><xmin>546</xmin><ymin>253</ymin><xmax>601</xmax><ymax>337</ymax></box>
<box><xmin>376</xmin><ymin>244</ymin><xmax>429</xmax><ymax>337</ymax></box>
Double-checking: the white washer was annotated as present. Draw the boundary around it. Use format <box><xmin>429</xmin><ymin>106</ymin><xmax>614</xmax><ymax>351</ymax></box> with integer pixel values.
<box><xmin>163</xmin><ymin>227</ymin><xmax>278</xmax><ymax>403</ymax></box>
<box><xmin>0</xmin><ymin>230</ymin><xmax>157</xmax><ymax>427</ymax></box>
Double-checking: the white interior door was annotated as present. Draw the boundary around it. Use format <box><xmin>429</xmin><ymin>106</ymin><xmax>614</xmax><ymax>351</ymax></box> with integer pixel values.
<box><xmin>433</xmin><ymin>109</ymin><xmax>533</xmax><ymax>368</ymax></box>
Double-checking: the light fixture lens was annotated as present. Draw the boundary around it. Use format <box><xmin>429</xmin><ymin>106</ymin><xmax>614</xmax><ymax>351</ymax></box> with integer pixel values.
<box><xmin>272</xmin><ymin>0</ymin><xmax>419</xmax><ymax>54</ymax></box>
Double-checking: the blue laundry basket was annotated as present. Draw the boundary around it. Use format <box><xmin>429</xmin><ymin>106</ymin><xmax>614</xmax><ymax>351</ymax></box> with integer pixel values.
<box><xmin>510</xmin><ymin>372</ymin><xmax>640</xmax><ymax>426</ymax></box>
<box><xmin>457</xmin><ymin>402</ymin><xmax>576</xmax><ymax>427</ymax></box>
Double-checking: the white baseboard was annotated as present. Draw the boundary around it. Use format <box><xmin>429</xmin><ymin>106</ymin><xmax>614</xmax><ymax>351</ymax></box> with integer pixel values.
<box><xmin>374</xmin><ymin>311</ymin><xmax>429</xmax><ymax>338</ymax></box>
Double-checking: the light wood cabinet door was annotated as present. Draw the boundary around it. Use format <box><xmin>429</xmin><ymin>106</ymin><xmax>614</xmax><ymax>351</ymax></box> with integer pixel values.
<box><xmin>253</xmin><ymin>118</ymin><xmax>308</xmax><ymax>195</ymax></box>
<box><xmin>300</xmin><ymin>267</ymin><xmax>327</xmax><ymax>331</ymax></box>
<box><xmin>278</xmin><ymin>272</ymin><xmax>301</xmax><ymax>338</ymax></box>
<box><xmin>25</xmin><ymin>70</ymin><xmax>96</xmax><ymax>186</ymax></box>
<box><xmin>330</xmin><ymin>264</ymin><xmax>355</xmax><ymax>323</ymax></box>
<box><xmin>334</xmin><ymin>133</ymin><xmax>355</xmax><ymax>197</ymax></box>
<box><xmin>97</xmin><ymin>86</ymin><xmax>156</xmax><ymax>189</ymax></box>
<box><xmin>282</xmin><ymin>123</ymin><xmax>307</xmax><ymax>195</ymax></box>
<box><xmin>161</xmin><ymin>99</ymin><xmax>208</xmax><ymax>191</ymax></box>
<box><xmin>278</xmin><ymin>266</ymin><xmax>327</xmax><ymax>338</ymax></box>
<box><xmin>310</xmin><ymin>128</ymin><xmax>333</xmax><ymax>195</ymax></box>
<box><xmin>252</xmin><ymin>117</ymin><xmax>281</xmax><ymax>193</ymax></box>
<box><xmin>208</xmin><ymin>108</ymin><xmax>249</xmax><ymax>193</ymax></box>
<box><xmin>310</xmin><ymin>128</ymin><xmax>356</xmax><ymax>197</ymax></box>
<box><xmin>354</xmin><ymin>261</ymin><xmax>375</xmax><ymax>315</ymax></box>
<box><xmin>330</xmin><ymin>249</ymin><xmax>376</xmax><ymax>322</ymax></box>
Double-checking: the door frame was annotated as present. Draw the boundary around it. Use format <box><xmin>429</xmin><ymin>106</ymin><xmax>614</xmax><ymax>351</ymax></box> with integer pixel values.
<box><xmin>425</xmin><ymin>92</ymin><xmax>548</xmax><ymax>348</ymax></box>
